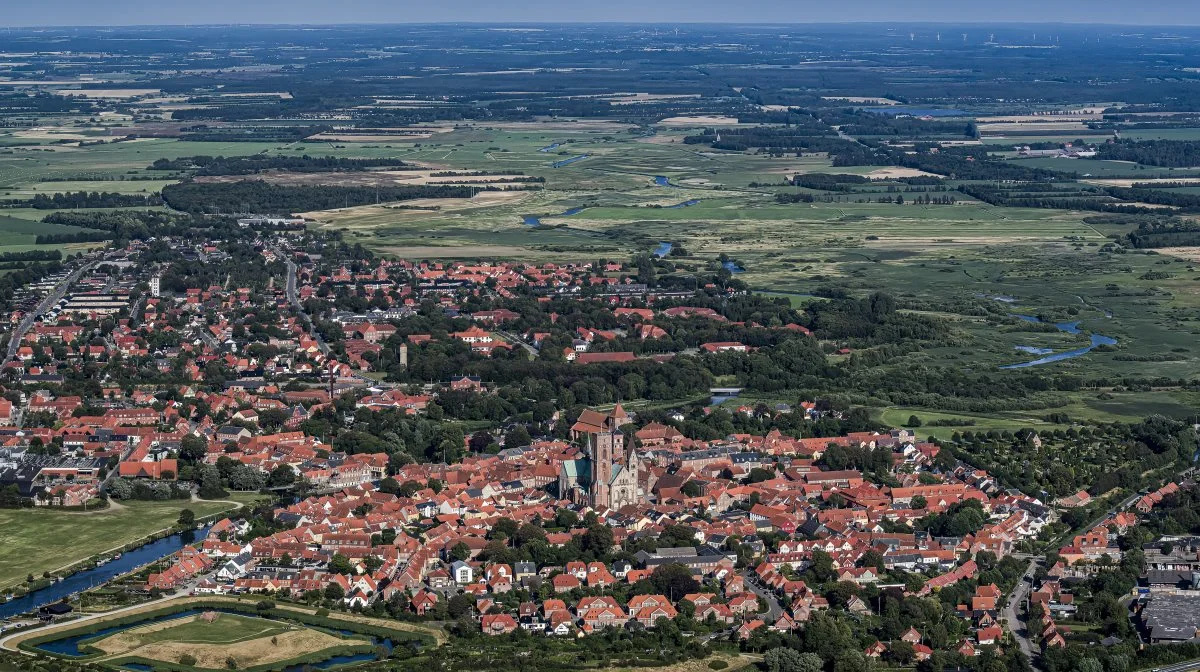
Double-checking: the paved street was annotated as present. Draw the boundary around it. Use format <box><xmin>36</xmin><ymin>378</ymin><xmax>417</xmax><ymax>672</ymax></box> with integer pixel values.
<box><xmin>5</xmin><ymin>259</ymin><xmax>97</xmax><ymax>361</ymax></box>
<box><xmin>740</xmin><ymin>570</ymin><xmax>782</xmax><ymax>621</ymax></box>
<box><xmin>1002</xmin><ymin>559</ymin><xmax>1039</xmax><ymax>663</ymax></box>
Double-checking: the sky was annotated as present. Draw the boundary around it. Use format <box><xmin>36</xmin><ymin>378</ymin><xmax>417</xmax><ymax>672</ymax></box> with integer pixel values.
<box><xmin>5</xmin><ymin>0</ymin><xmax>1200</xmax><ymax>27</ymax></box>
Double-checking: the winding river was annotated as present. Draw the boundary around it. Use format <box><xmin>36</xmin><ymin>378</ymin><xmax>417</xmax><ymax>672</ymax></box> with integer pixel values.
<box><xmin>550</xmin><ymin>154</ymin><xmax>589</xmax><ymax>168</ymax></box>
<box><xmin>1002</xmin><ymin>314</ymin><xmax>1117</xmax><ymax>369</ymax></box>
<box><xmin>522</xmin><ymin>206</ymin><xmax>585</xmax><ymax>227</ymax></box>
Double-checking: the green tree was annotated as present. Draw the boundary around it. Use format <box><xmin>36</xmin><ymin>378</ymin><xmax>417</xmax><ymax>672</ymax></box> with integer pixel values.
<box><xmin>649</xmin><ymin>563</ymin><xmax>700</xmax><ymax>601</ymax></box>
<box><xmin>328</xmin><ymin>553</ymin><xmax>353</xmax><ymax>575</ymax></box>
<box><xmin>581</xmin><ymin>523</ymin><xmax>614</xmax><ymax>557</ymax></box>
<box><xmin>764</xmin><ymin>649</ymin><xmax>805</xmax><ymax>672</ymax></box>
<box><xmin>449</xmin><ymin>542</ymin><xmax>472</xmax><ymax>562</ymax></box>
<box><xmin>177</xmin><ymin>508</ymin><xmax>195</xmax><ymax>527</ymax></box>
<box><xmin>447</xmin><ymin>593</ymin><xmax>474</xmax><ymax>618</ymax></box>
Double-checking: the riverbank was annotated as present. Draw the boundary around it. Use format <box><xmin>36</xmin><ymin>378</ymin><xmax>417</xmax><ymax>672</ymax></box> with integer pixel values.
<box><xmin>0</xmin><ymin>499</ymin><xmax>248</xmax><ymax>595</ymax></box>
<box><xmin>2</xmin><ymin>595</ymin><xmax>447</xmax><ymax>653</ymax></box>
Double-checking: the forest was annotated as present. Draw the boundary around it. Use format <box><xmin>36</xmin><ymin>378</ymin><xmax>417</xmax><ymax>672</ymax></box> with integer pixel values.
<box><xmin>1092</xmin><ymin>139</ymin><xmax>1200</xmax><ymax>167</ymax></box>
<box><xmin>3</xmin><ymin>191</ymin><xmax>162</xmax><ymax>209</ymax></box>
<box><xmin>160</xmin><ymin>181</ymin><xmax>512</xmax><ymax>214</ymax></box>
<box><xmin>147</xmin><ymin>154</ymin><xmax>411</xmax><ymax>176</ymax></box>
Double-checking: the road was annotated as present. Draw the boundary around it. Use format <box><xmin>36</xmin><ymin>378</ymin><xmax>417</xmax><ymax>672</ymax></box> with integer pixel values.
<box><xmin>495</xmin><ymin>330</ymin><xmax>537</xmax><ymax>358</ymax></box>
<box><xmin>5</xmin><ymin>259</ymin><xmax>97</xmax><ymax>361</ymax></box>
<box><xmin>740</xmin><ymin>570</ymin><xmax>782</xmax><ymax>621</ymax></box>
<box><xmin>276</xmin><ymin>247</ymin><xmax>329</xmax><ymax>356</ymax></box>
<box><xmin>0</xmin><ymin>575</ymin><xmax>201</xmax><ymax>652</ymax></box>
<box><xmin>1004</xmin><ymin>476</ymin><xmax>1191</xmax><ymax>670</ymax></box>
<box><xmin>1151</xmin><ymin>658</ymin><xmax>1200</xmax><ymax>672</ymax></box>
<box><xmin>1002</xmin><ymin>559</ymin><xmax>1040</xmax><ymax>664</ymax></box>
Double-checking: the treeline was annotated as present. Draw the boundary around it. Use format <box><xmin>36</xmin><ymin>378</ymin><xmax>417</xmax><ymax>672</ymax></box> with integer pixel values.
<box><xmin>865</xmin><ymin>148</ymin><xmax>1069</xmax><ymax>181</ymax></box>
<box><xmin>824</xmin><ymin>143</ymin><xmax>1070</xmax><ymax>181</ymax></box>
<box><xmin>147</xmin><ymin>154</ymin><xmax>410</xmax><ymax>176</ymax></box>
<box><xmin>42</xmin><ymin>210</ymin><xmax>221</xmax><ymax>242</ymax></box>
<box><xmin>0</xmin><ymin>260</ymin><xmax>62</xmax><ymax>310</ymax></box>
<box><xmin>177</xmin><ymin>124</ymin><xmax>331</xmax><ymax>143</ymax></box>
<box><xmin>1093</xmin><ymin>139</ymin><xmax>1200</xmax><ymax>167</ymax></box>
<box><xmin>34</xmin><ymin>231</ymin><xmax>112</xmax><ymax>245</ymax></box>
<box><xmin>161</xmin><ymin>180</ymin><xmax>493</xmax><ymax>214</ymax></box>
<box><xmin>3</xmin><ymin>191</ymin><xmax>162</xmax><ymax>210</ymax></box>
<box><xmin>819</xmin><ymin>107</ymin><xmax>976</xmax><ymax>138</ymax></box>
<box><xmin>683</xmin><ymin>127</ymin><xmax>853</xmax><ymax>155</ymax></box>
<box><xmin>791</xmin><ymin>173</ymin><xmax>870</xmax><ymax>191</ymax></box>
<box><xmin>958</xmin><ymin>183</ymin><xmax>1122</xmax><ymax>211</ymax></box>
<box><xmin>776</xmin><ymin>193</ymin><xmax>816</xmax><ymax>203</ymax></box>
<box><xmin>1106</xmin><ymin>185</ymin><xmax>1200</xmax><ymax>210</ymax></box>
<box><xmin>1100</xmin><ymin>214</ymin><xmax>1200</xmax><ymax>248</ymax></box>
<box><xmin>0</xmin><ymin>250</ymin><xmax>61</xmax><ymax>262</ymax></box>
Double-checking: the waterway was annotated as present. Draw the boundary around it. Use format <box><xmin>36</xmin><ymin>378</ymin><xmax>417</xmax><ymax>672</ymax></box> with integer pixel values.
<box><xmin>653</xmin><ymin>176</ymin><xmax>678</xmax><ymax>187</ymax></box>
<box><xmin>522</xmin><ymin>206</ymin><xmax>585</xmax><ymax>227</ymax></box>
<box><xmin>1002</xmin><ymin>314</ymin><xmax>1117</xmax><ymax>369</ymax></box>
<box><xmin>723</xmin><ymin>261</ymin><xmax>745</xmax><ymax>274</ymax></box>
<box><xmin>665</xmin><ymin>199</ymin><xmax>700</xmax><ymax>209</ymax></box>
<box><xmin>653</xmin><ymin>242</ymin><xmax>673</xmax><ymax>258</ymax></box>
<box><xmin>0</xmin><ymin>527</ymin><xmax>211</xmax><ymax>621</ymax></box>
<box><xmin>550</xmin><ymin>154</ymin><xmax>589</xmax><ymax>168</ymax></box>
<box><xmin>537</xmin><ymin>143</ymin><xmax>562</xmax><ymax>152</ymax></box>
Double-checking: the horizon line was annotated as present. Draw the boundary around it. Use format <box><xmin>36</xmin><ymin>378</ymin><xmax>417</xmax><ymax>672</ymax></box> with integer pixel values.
<box><xmin>4</xmin><ymin>20</ymin><xmax>1200</xmax><ymax>29</ymax></box>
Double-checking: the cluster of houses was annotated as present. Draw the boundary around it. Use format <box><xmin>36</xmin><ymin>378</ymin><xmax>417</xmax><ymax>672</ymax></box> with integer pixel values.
<box><xmin>110</xmin><ymin>408</ymin><xmax>1063</xmax><ymax>645</ymax></box>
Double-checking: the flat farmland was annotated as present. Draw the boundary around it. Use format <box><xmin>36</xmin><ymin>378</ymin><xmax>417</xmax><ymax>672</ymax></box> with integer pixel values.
<box><xmin>0</xmin><ymin>498</ymin><xmax>247</xmax><ymax>590</ymax></box>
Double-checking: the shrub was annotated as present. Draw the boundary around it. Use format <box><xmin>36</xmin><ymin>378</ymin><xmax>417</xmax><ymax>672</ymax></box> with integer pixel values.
<box><xmin>180</xmin><ymin>654</ymin><xmax>197</xmax><ymax>666</ymax></box>
<box><xmin>709</xmin><ymin>661</ymin><xmax>729</xmax><ymax>670</ymax></box>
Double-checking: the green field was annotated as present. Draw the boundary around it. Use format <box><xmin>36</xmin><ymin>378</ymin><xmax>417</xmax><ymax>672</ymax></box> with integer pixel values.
<box><xmin>106</xmin><ymin>613</ymin><xmax>292</xmax><ymax>647</ymax></box>
<box><xmin>0</xmin><ymin>498</ymin><xmax>250</xmax><ymax>590</ymax></box>
<box><xmin>2</xmin><ymin>117</ymin><xmax>1199</xmax><ymax>425</ymax></box>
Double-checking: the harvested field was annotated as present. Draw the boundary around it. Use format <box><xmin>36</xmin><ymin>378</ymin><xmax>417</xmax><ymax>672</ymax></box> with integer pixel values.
<box><xmin>1156</xmin><ymin>247</ymin><xmax>1200</xmax><ymax>262</ymax></box>
<box><xmin>657</xmin><ymin>115</ymin><xmax>741</xmax><ymax>126</ymax></box>
<box><xmin>104</xmin><ymin>627</ymin><xmax>350</xmax><ymax>670</ymax></box>
<box><xmin>865</xmin><ymin>167</ymin><xmax>940</xmax><ymax>179</ymax></box>
<box><xmin>307</xmin><ymin>132</ymin><xmax>436</xmax><ymax>142</ymax></box>
<box><xmin>384</xmin><ymin>245</ymin><xmax>533</xmax><ymax>258</ymax></box>
<box><xmin>50</xmin><ymin>89</ymin><xmax>161</xmax><ymax>99</ymax></box>
<box><xmin>821</xmin><ymin>96</ymin><xmax>901</xmax><ymax>105</ymax></box>
<box><xmin>195</xmin><ymin>170</ymin><xmax>533</xmax><ymax>188</ymax></box>
<box><xmin>974</xmin><ymin>113</ymin><xmax>1102</xmax><ymax>123</ymax></box>
<box><xmin>1082</xmin><ymin>177</ymin><xmax>1200</xmax><ymax>187</ymax></box>
<box><xmin>977</xmin><ymin>121</ymin><xmax>1091</xmax><ymax>133</ymax></box>
<box><xmin>300</xmin><ymin>190</ymin><xmax>534</xmax><ymax>224</ymax></box>
<box><xmin>483</xmin><ymin>120</ymin><xmax>636</xmax><ymax>132</ymax></box>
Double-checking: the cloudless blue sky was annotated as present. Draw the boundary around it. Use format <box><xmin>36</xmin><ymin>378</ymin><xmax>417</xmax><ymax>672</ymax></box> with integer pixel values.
<box><xmin>5</xmin><ymin>0</ymin><xmax>1200</xmax><ymax>27</ymax></box>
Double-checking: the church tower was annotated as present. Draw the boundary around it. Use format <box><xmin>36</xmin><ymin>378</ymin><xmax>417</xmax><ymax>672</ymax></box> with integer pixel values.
<box><xmin>570</xmin><ymin>404</ymin><xmax>633</xmax><ymax>510</ymax></box>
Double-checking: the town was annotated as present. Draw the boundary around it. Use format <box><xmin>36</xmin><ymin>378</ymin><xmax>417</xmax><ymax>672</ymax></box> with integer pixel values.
<box><xmin>0</xmin><ymin>225</ymin><xmax>1195</xmax><ymax>672</ymax></box>
<box><xmin>2</xmin><ymin>12</ymin><xmax>1200</xmax><ymax>672</ymax></box>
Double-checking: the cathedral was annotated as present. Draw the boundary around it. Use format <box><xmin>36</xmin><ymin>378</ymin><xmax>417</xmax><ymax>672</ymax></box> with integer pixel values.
<box><xmin>558</xmin><ymin>404</ymin><xmax>643</xmax><ymax>510</ymax></box>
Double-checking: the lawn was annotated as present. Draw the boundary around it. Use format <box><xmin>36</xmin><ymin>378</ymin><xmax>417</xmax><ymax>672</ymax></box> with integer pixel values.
<box><xmin>0</xmin><ymin>498</ymin><xmax>244</xmax><ymax>590</ymax></box>
<box><xmin>90</xmin><ymin>612</ymin><xmax>358</xmax><ymax>670</ymax></box>
<box><xmin>100</xmin><ymin>613</ymin><xmax>291</xmax><ymax>648</ymax></box>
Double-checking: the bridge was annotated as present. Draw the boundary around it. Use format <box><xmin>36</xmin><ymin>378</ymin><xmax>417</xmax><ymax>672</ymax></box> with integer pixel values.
<box><xmin>709</xmin><ymin>388</ymin><xmax>743</xmax><ymax>395</ymax></box>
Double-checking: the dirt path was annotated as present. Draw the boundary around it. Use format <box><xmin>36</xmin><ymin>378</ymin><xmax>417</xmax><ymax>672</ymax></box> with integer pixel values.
<box><xmin>1</xmin><ymin>595</ymin><xmax>448</xmax><ymax>653</ymax></box>
<box><xmin>59</xmin><ymin>498</ymin><xmax>126</xmax><ymax>515</ymax></box>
